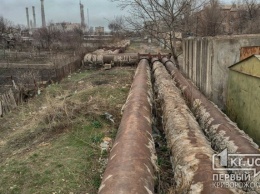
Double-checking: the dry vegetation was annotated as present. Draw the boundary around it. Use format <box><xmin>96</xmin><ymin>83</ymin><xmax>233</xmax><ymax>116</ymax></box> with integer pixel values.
<box><xmin>0</xmin><ymin>66</ymin><xmax>135</xmax><ymax>193</ymax></box>
<box><xmin>125</xmin><ymin>40</ymin><xmax>169</xmax><ymax>54</ymax></box>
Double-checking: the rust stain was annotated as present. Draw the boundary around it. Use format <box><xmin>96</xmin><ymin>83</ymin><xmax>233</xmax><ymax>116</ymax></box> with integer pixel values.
<box><xmin>240</xmin><ymin>46</ymin><xmax>260</xmax><ymax>60</ymax></box>
<box><xmin>152</xmin><ymin>59</ymin><xmax>236</xmax><ymax>193</ymax></box>
<box><xmin>98</xmin><ymin>59</ymin><xmax>156</xmax><ymax>194</ymax></box>
<box><xmin>162</xmin><ymin>57</ymin><xmax>260</xmax><ymax>193</ymax></box>
<box><xmin>162</xmin><ymin>57</ymin><xmax>259</xmax><ymax>154</ymax></box>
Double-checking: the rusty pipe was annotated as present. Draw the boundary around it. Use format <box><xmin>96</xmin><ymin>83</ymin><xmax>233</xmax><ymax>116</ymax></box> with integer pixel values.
<box><xmin>98</xmin><ymin>59</ymin><xmax>156</xmax><ymax>194</ymax></box>
<box><xmin>84</xmin><ymin>53</ymin><xmax>138</xmax><ymax>66</ymax></box>
<box><xmin>83</xmin><ymin>53</ymin><xmax>171</xmax><ymax>66</ymax></box>
<box><xmin>152</xmin><ymin>58</ymin><xmax>240</xmax><ymax>193</ymax></box>
<box><xmin>162</xmin><ymin>57</ymin><xmax>260</xmax><ymax>192</ymax></box>
<box><xmin>161</xmin><ymin>57</ymin><xmax>259</xmax><ymax>155</ymax></box>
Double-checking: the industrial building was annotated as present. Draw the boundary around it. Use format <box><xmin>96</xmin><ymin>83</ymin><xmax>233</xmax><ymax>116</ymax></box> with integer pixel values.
<box><xmin>25</xmin><ymin>0</ymin><xmax>87</xmax><ymax>30</ymax></box>
<box><xmin>48</xmin><ymin>22</ymin><xmax>81</xmax><ymax>32</ymax></box>
<box><xmin>95</xmin><ymin>26</ymin><xmax>105</xmax><ymax>35</ymax></box>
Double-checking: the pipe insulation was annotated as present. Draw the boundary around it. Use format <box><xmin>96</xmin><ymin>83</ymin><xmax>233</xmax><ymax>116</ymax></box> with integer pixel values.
<box><xmin>98</xmin><ymin>59</ymin><xmax>157</xmax><ymax>194</ymax></box>
<box><xmin>84</xmin><ymin>53</ymin><xmax>138</xmax><ymax>66</ymax></box>
<box><xmin>152</xmin><ymin>59</ymin><xmax>241</xmax><ymax>193</ymax></box>
<box><xmin>162</xmin><ymin>58</ymin><xmax>260</xmax><ymax>192</ymax></box>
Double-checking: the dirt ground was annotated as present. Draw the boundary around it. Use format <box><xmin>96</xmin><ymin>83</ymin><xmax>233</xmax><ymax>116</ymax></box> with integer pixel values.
<box><xmin>0</xmin><ymin>65</ymin><xmax>135</xmax><ymax>193</ymax></box>
<box><xmin>0</xmin><ymin>40</ymin><xmax>173</xmax><ymax>194</ymax></box>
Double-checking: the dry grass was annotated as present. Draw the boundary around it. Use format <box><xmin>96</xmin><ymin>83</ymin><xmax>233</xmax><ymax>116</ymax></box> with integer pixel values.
<box><xmin>126</xmin><ymin>40</ymin><xmax>170</xmax><ymax>54</ymax></box>
<box><xmin>0</xmin><ymin>66</ymin><xmax>135</xmax><ymax>193</ymax></box>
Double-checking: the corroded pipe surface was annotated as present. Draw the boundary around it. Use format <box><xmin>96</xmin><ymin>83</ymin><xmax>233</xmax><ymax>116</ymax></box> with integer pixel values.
<box><xmin>161</xmin><ymin>57</ymin><xmax>259</xmax><ymax>155</ymax></box>
<box><xmin>98</xmin><ymin>59</ymin><xmax>156</xmax><ymax>194</ymax></box>
<box><xmin>83</xmin><ymin>53</ymin><xmax>171</xmax><ymax>66</ymax></box>
<box><xmin>162</xmin><ymin>57</ymin><xmax>260</xmax><ymax>192</ymax></box>
<box><xmin>84</xmin><ymin>53</ymin><xmax>138</xmax><ymax>65</ymax></box>
<box><xmin>152</xmin><ymin>59</ymin><xmax>240</xmax><ymax>194</ymax></box>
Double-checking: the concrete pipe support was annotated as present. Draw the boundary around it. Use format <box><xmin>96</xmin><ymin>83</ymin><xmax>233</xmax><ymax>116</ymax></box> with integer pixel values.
<box><xmin>98</xmin><ymin>59</ymin><xmax>157</xmax><ymax>194</ymax></box>
<box><xmin>152</xmin><ymin>59</ymin><xmax>240</xmax><ymax>193</ymax></box>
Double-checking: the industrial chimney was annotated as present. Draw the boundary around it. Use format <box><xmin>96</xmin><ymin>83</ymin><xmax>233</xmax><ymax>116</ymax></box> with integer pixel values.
<box><xmin>41</xmin><ymin>0</ymin><xmax>46</xmax><ymax>28</ymax></box>
<box><xmin>26</xmin><ymin>7</ymin><xmax>30</xmax><ymax>29</ymax></box>
<box><xmin>32</xmin><ymin>6</ymin><xmax>36</xmax><ymax>28</ymax></box>
<box><xmin>80</xmin><ymin>2</ymin><xmax>85</xmax><ymax>31</ymax></box>
<box><xmin>30</xmin><ymin>20</ymin><xmax>33</xmax><ymax>29</ymax></box>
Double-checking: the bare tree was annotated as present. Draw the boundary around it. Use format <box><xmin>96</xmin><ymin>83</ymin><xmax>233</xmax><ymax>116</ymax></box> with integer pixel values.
<box><xmin>33</xmin><ymin>23</ymin><xmax>61</xmax><ymax>49</ymax></box>
<box><xmin>196</xmin><ymin>0</ymin><xmax>225</xmax><ymax>36</ymax></box>
<box><xmin>72</xmin><ymin>26</ymin><xmax>84</xmax><ymax>49</ymax></box>
<box><xmin>108</xmin><ymin>16</ymin><xmax>125</xmax><ymax>37</ymax></box>
<box><xmin>110</xmin><ymin>0</ymin><xmax>207</xmax><ymax>63</ymax></box>
<box><xmin>0</xmin><ymin>16</ymin><xmax>12</xmax><ymax>34</ymax></box>
<box><xmin>236</xmin><ymin>0</ymin><xmax>260</xmax><ymax>34</ymax></box>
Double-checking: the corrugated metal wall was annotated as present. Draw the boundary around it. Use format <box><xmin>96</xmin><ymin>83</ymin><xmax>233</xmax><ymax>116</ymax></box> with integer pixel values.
<box><xmin>227</xmin><ymin>57</ymin><xmax>260</xmax><ymax>145</ymax></box>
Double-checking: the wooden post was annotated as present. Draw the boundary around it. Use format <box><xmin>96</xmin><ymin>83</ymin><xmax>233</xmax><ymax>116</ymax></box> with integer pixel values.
<box><xmin>9</xmin><ymin>89</ymin><xmax>17</xmax><ymax>108</ymax></box>
<box><xmin>3</xmin><ymin>93</ymin><xmax>11</xmax><ymax>112</ymax></box>
<box><xmin>0</xmin><ymin>100</ymin><xmax>3</xmax><ymax>117</ymax></box>
<box><xmin>1</xmin><ymin>95</ymin><xmax>8</xmax><ymax>114</ymax></box>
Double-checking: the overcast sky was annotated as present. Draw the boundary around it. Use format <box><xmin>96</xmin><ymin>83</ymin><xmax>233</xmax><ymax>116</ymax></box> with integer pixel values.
<box><xmin>0</xmin><ymin>0</ymin><xmax>126</xmax><ymax>30</ymax></box>
<box><xmin>1</xmin><ymin>0</ymin><xmax>234</xmax><ymax>30</ymax></box>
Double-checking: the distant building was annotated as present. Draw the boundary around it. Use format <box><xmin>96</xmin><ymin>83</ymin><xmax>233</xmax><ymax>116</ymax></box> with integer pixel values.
<box><xmin>195</xmin><ymin>3</ymin><xmax>260</xmax><ymax>35</ymax></box>
<box><xmin>219</xmin><ymin>4</ymin><xmax>240</xmax><ymax>34</ymax></box>
<box><xmin>89</xmin><ymin>27</ymin><xmax>94</xmax><ymax>35</ymax></box>
<box><xmin>95</xmin><ymin>26</ymin><xmax>104</xmax><ymax>35</ymax></box>
<box><xmin>48</xmin><ymin>22</ymin><xmax>81</xmax><ymax>32</ymax></box>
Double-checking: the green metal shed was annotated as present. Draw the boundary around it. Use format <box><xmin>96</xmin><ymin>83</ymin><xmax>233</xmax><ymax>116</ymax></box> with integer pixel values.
<box><xmin>227</xmin><ymin>55</ymin><xmax>260</xmax><ymax>145</ymax></box>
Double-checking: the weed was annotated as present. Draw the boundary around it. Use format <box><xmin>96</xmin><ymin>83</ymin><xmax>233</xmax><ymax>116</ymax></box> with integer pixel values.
<box><xmin>0</xmin><ymin>66</ymin><xmax>135</xmax><ymax>193</ymax></box>
<box><xmin>101</xmin><ymin>150</ymin><xmax>108</xmax><ymax>157</ymax></box>
<box><xmin>92</xmin><ymin>120</ymin><xmax>102</xmax><ymax>128</ymax></box>
<box><xmin>160</xmin><ymin>145</ymin><xmax>168</xmax><ymax>152</ymax></box>
<box><xmin>56</xmin><ymin>163</ymin><xmax>63</xmax><ymax>168</ymax></box>
<box><xmin>91</xmin><ymin>174</ymin><xmax>102</xmax><ymax>189</ymax></box>
<box><xmin>91</xmin><ymin>133</ymin><xmax>104</xmax><ymax>143</ymax></box>
<box><xmin>109</xmin><ymin>127</ymin><xmax>118</xmax><ymax>139</ymax></box>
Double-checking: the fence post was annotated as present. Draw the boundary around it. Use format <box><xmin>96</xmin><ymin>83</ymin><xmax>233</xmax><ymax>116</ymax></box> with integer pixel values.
<box><xmin>9</xmin><ymin>89</ymin><xmax>17</xmax><ymax>108</ymax></box>
<box><xmin>0</xmin><ymin>100</ymin><xmax>3</xmax><ymax>117</ymax></box>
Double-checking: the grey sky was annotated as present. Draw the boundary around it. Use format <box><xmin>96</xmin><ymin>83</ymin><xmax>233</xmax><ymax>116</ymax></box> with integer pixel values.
<box><xmin>0</xmin><ymin>0</ymin><xmax>234</xmax><ymax>30</ymax></box>
<box><xmin>0</xmin><ymin>0</ymin><xmax>126</xmax><ymax>30</ymax></box>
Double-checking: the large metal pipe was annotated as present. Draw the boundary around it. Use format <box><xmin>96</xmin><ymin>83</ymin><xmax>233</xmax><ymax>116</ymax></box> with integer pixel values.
<box><xmin>84</xmin><ymin>53</ymin><xmax>138</xmax><ymax>66</ymax></box>
<box><xmin>32</xmin><ymin>6</ymin><xmax>36</xmax><ymax>28</ymax></box>
<box><xmin>152</xmin><ymin>59</ymin><xmax>240</xmax><ymax>193</ymax></box>
<box><xmin>83</xmin><ymin>53</ymin><xmax>169</xmax><ymax>66</ymax></box>
<box><xmin>162</xmin><ymin>57</ymin><xmax>259</xmax><ymax>154</ymax></box>
<box><xmin>161</xmin><ymin>57</ymin><xmax>260</xmax><ymax>192</ymax></box>
<box><xmin>26</xmin><ymin>7</ymin><xmax>30</xmax><ymax>29</ymax></box>
<box><xmin>40</xmin><ymin>0</ymin><xmax>46</xmax><ymax>28</ymax></box>
<box><xmin>99</xmin><ymin>59</ymin><xmax>156</xmax><ymax>194</ymax></box>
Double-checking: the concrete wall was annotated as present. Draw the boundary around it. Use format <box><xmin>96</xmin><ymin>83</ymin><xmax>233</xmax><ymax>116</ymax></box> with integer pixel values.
<box><xmin>182</xmin><ymin>34</ymin><xmax>260</xmax><ymax>110</ymax></box>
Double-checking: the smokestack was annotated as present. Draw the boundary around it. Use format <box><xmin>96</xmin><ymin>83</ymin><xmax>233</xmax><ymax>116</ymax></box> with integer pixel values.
<box><xmin>32</xmin><ymin>6</ymin><xmax>36</xmax><ymax>28</ymax></box>
<box><xmin>80</xmin><ymin>2</ymin><xmax>85</xmax><ymax>31</ymax></box>
<box><xmin>87</xmin><ymin>8</ymin><xmax>89</xmax><ymax>31</ymax></box>
<box><xmin>41</xmin><ymin>0</ymin><xmax>46</xmax><ymax>28</ymax></box>
<box><xmin>26</xmin><ymin>7</ymin><xmax>30</xmax><ymax>29</ymax></box>
<box><xmin>30</xmin><ymin>20</ymin><xmax>33</xmax><ymax>29</ymax></box>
